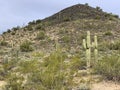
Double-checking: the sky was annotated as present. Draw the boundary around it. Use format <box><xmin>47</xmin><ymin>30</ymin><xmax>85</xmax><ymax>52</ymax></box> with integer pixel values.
<box><xmin>0</xmin><ymin>0</ymin><xmax>120</xmax><ymax>33</ymax></box>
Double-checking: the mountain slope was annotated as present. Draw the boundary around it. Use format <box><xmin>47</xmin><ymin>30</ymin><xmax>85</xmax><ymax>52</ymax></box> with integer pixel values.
<box><xmin>0</xmin><ymin>4</ymin><xmax>120</xmax><ymax>54</ymax></box>
<box><xmin>0</xmin><ymin>4</ymin><xmax>120</xmax><ymax>90</ymax></box>
<box><xmin>43</xmin><ymin>4</ymin><xmax>119</xmax><ymax>25</ymax></box>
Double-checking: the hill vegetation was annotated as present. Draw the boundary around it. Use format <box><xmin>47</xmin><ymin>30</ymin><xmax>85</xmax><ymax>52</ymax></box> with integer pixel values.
<box><xmin>0</xmin><ymin>3</ymin><xmax>120</xmax><ymax>90</ymax></box>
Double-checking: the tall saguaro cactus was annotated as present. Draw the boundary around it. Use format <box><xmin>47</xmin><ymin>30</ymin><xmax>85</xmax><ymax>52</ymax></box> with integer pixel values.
<box><xmin>83</xmin><ymin>31</ymin><xmax>98</xmax><ymax>68</ymax></box>
<box><xmin>83</xmin><ymin>31</ymin><xmax>91</xmax><ymax>68</ymax></box>
<box><xmin>94</xmin><ymin>35</ymin><xmax>98</xmax><ymax>62</ymax></box>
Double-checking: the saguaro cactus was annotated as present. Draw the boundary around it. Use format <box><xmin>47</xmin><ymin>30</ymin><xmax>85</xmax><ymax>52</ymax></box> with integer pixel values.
<box><xmin>93</xmin><ymin>35</ymin><xmax>98</xmax><ymax>62</ymax></box>
<box><xmin>83</xmin><ymin>31</ymin><xmax>91</xmax><ymax>68</ymax></box>
<box><xmin>83</xmin><ymin>31</ymin><xmax>98</xmax><ymax>68</ymax></box>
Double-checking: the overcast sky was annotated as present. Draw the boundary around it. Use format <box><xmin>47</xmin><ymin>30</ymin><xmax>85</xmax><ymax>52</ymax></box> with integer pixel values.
<box><xmin>0</xmin><ymin>0</ymin><xmax>120</xmax><ymax>33</ymax></box>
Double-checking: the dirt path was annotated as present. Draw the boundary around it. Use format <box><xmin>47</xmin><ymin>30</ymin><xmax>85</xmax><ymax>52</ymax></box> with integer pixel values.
<box><xmin>0</xmin><ymin>81</ymin><xmax>6</xmax><ymax>90</ymax></box>
<box><xmin>92</xmin><ymin>81</ymin><xmax>120</xmax><ymax>90</ymax></box>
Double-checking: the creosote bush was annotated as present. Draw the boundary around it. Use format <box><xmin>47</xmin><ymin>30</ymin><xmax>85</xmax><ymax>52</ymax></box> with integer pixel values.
<box><xmin>70</xmin><ymin>55</ymin><xmax>86</xmax><ymax>71</ymax></box>
<box><xmin>3</xmin><ymin>50</ymin><xmax>72</xmax><ymax>90</ymax></box>
<box><xmin>104</xmin><ymin>31</ymin><xmax>113</xmax><ymax>36</ymax></box>
<box><xmin>20</xmin><ymin>40</ymin><xmax>33</xmax><ymax>52</ymax></box>
<box><xmin>0</xmin><ymin>40</ymin><xmax>8</xmax><ymax>46</ymax></box>
<box><xmin>94</xmin><ymin>54</ymin><xmax>120</xmax><ymax>81</ymax></box>
<box><xmin>36</xmin><ymin>31</ymin><xmax>46</xmax><ymax>40</ymax></box>
<box><xmin>108</xmin><ymin>41</ymin><xmax>120</xmax><ymax>50</ymax></box>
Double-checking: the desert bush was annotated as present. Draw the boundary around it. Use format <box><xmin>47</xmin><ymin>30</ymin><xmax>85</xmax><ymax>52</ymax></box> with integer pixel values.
<box><xmin>26</xmin><ymin>26</ymin><xmax>33</xmax><ymax>31</ymax></box>
<box><xmin>36</xmin><ymin>31</ymin><xmax>46</xmax><ymax>40</ymax></box>
<box><xmin>70</xmin><ymin>55</ymin><xmax>86</xmax><ymax>71</ymax></box>
<box><xmin>108</xmin><ymin>41</ymin><xmax>120</xmax><ymax>50</ymax></box>
<box><xmin>7</xmin><ymin>29</ymin><xmax>11</xmax><ymax>33</ymax></box>
<box><xmin>11</xmin><ymin>31</ymin><xmax>16</xmax><ymax>35</ymax></box>
<box><xmin>94</xmin><ymin>54</ymin><xmax>120</xmax><ymax>81</ymax></box>
<box><xmin>17</xmin><ymin>51</ymin><xmax>69</xmax><ymax>90</ymax></box>
<box><xmin>0</xmin><ymin>56</ymin><xmax>19</xmax><ymax>80</ymax></box>
<box><xmin>18</xmin><ymin>60</ymin><xmax>40</xmax><ymax>74</ymax></box>
<box><xmin>63</xmin><ymin>17</ymin><xmax>71</xmax><ymax>22</ymax></box>
<box><xmin>3</xmin><ymin>73</ymin><xmax>24</xmax><ymax>90</ymax></box>
<box><xmin>0</xmin><ymin>40</ymin><xmax>8</xmax><ymax>46</ymax></box>
<box><xmin>35</xmin><ymin>24</ymin><xmax>45</xmax><ymax>30</ymax></box>
<box><xmin>113</xmin><ymin>14</ymin><xmax>119</xmax><ymax>18</ymax></box>
<box><xmin>85</xmin><ymin>3</ymin><xmax>89</xmax><ymax>6</ymax></box>
<box><xmin>104</xmin><ymin>31</ymin><xmax>113</xmax><ymax>36</ymax></box>
<box><xmin>36</xmin><ymin>19</ymin><xmax>42</xmax><ymax>24</ymax></box>
<box><xmin>61</xmin><ymin>35</ymin><xmax>71</xmax><ymax>43</ymax></box>
<box><xmin>28</xmin><ymin>20</ymin><xmax>36</xmax><ymax>25</ymax></box>
<box><xmin>20</xmin><ymin>40</ymin><xmax>33</xmax><ymax>52</ymax></box>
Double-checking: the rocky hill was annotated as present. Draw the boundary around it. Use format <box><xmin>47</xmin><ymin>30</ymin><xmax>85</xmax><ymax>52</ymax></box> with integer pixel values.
<box><xmin>0</xmin><ymin>4</ymin><xmax>120</xmax><ymax>90</ymax></box>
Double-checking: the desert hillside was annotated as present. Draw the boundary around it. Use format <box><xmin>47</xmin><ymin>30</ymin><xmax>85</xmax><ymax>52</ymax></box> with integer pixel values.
<box><xmin>0</xmin><ymin>4</ymin><xmax>120</xmax><ymax>90</ymax></box>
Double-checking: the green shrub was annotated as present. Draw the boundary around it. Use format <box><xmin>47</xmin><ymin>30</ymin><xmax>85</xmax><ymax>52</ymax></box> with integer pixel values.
<box><xmin>19</xmin><ymin>51</ymin><xmax>69</xmax><ymax>90</ymax></box>
<box><xmin>35</xmin><ymin>24</ymin><xmax>45</xmax><ymax>30</ymax></box>
<box><xmin>0</xmin><ymin>40</ymin><xmax>8</xmax><ymax>46</ymax></box>
<box><xmin>36</xmin><ymin>19</ymin><xmax>42</xmax><ymax>24</ymax></box>
<box><xmin>26</xmin><ymin>26</ymin><xmax>33</xmax><ymax>31</ymax></box>
<box><xmin>108</xmin><ymin>41</ymin><xmax>120</xmax><ymax>50</ymax></box>
<box><xmin>61</xmin><ymin>35</ymin><xmax>71</xmax><ymax>43</ymax></box>
<box><xmin>95</xmin><ymin>15</ymin><xmax>101</xmax><ymax>19</ymax></box>
<box><xmin>63</xmin><ymin>17</ymin><xmax>71</xmax><ymax>22</ymax></box>
<box><xmin>20</xmin><ymin>40</ymin><xmax>33</xmax><ymax>52</ymax></box>
<box><xmin>70</xmin><ymin>55</ymin><xmax>86</xmax><ymax>71</ymax></box>
<box><xmin>19</xmin><ymin>60</ymin><xmax>40</xmax><ymax>74</ymax></box>
<box><xmin>104</xmin><ymin>31</ymin><xmax>113</xmax><ymax>36</ymax></box>
<box><xmin>4</xmin><ymin>73</ymin><xmax>24</xmax><ymax>90</ymax></box>
<box><xmin>12</xmin><ymin>26</ymin><xmax>20</xmax><ymax>31</ymax></box>
<box><xmin>96</xmin><ymin>6</ymin><xmax>102</xmax><ymax>11</ymax></box>
<box><xmin>7</xmin><ymin>29</ymin><xmax>11</xmax><ymax>33</ymax></box>
<box><xmin>11</xmin><ymin>31</ymin><xmax>16</xmax><ymax>35</ymax></box>
<box><xmin>36</xmin><ymin>31</ymin><xmax>46</xmax><ymax>40</ymax></box>
<box><xmin>113</xmin><ymin>14</ymin><xmax>119</xmax><ymax>18</ymax></box>
<box><xmin>94</xmin><ymin>54</ymin><xmax>120</xmax><ymax>81</ymax></box>
<box><xmin>28</xmin><ymin>20</ymin><xmax>36</xmax><ymax>25</ymax></box>
<box><xmin>85</xmin><ymin>3</ymin><xmax>89</xmax><ymax>6</ymax></box>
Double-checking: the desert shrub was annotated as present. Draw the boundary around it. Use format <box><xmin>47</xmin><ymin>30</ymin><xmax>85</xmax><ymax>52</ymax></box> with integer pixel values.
<box><xmin>12</xmin><ymin>26</ymin><xmax>20</xmax><ymax>31</ymax></box>
<box><xmin>85</xmin><ymin>3</ymin><xmax>89</xmax><ymax>6</ymax></box>
<box><xmin>96</xmin><ymin>6</ymin><xmax>102</xmax><ymax>11</ymax></box>
<box><xmin>113</xmin><ymin>14</ymin><xmax>119</xmax><ymax>18</ymax></box>
<box><xmin>27</xmin><ymin>51</ymin><xmax>69</xmax><ymax>90</ymax></box>
<box><xmin>36</xmin><ymin>19</ymin><xmax>42</xmax><ymax>24</ymax></box>
<box><xmin>95</xmin><ymin>15</ymin><xmax>101</xmax><ymax>19</ymax></box>
<box><xmin>63</xmin><ymin>17</ymin><xmax>71</xmax><ymax>22</ymax></box>
<box><xmin>0</xmin><ymin>56</ymin><xmax>19</xmax><ymax>80</ymax></box>
<box><xmin>18</xmin><ymin>60</ymin><xmax>40</xmax><ymax>74</ymax></box>
<box><xmin>70</xmin><ymin>55</ymin><xmax>86</xmax><ymax>71</ymax></box>
<box><xmin>7</xmin><ymin>29</ymin><xmax>11</xmax><ymax>33</ymax></box>
<box><xmin>0</xmin><ymin>40</ymin><xmax>8</xmax><ymax>46</ymax></box>
<box><xmin>94</xmin><ymin>54</ymin><xmax>120</xmax><ymax>81</ymax></box>
<box><xmin>36</xmin><ymin>31</ymin><xmax>46</xmax><ymax>40</ymax></box>
<box><xmin>26</xmin><ymin>26</ymin><xmax>33</xmax><ymax>31</ymax></box>
<box><xmin>11</xmin><ymin>31</ymin><xmax>16</xmax><ymax>35</ymax></box>
<box><xmin>3</xmin><ymin>73</ymin><xmax>24</xmax><ymax>90</ymax></box>
<box><xmin>104</xmin><ymin>31</ymin><xmax>113</xmax><ymax>36</ymax></box>
<box><xmin>35</xmin><ymin>24</ymin><xmax>45</xmax><ymax>31</ymax></box>
<box><xmin>3</xmin><ymin>32</ymin><xmax>7</xmax><ymax>34</ymax></box>
<box><xmin>15</xmin><ymin>51</ymin><xmax>69</xmax><ymax>90</ymax></box>
<box><xmin>61</xmin><ymin>35</ymin><xmax>71</xmax><ymax>43</ymax></box>
<box><xmin>20</xmin><ymin>40</ymin><xmax>33</xmax><ymax>52</ymax></box>
<box><xmin>28</xmin><ymin>20</ymin><xmax>36</xmax><ymax>25</ymax></box>
<box><xmin>108</xmin><ymin>41</ymin><xmax>120</xmax><ymax>50</ymax></box>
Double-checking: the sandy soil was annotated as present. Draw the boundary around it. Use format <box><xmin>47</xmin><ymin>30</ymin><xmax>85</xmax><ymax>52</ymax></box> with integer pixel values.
<box><xmin>92</xmin><ymin>81</ymin><xmax>120</xmax><ymax>90</ymax></box>
<box><xmin>0</xmin><ymin>81</ymin><xmax>6</xmax><ymax>90</ymax></box>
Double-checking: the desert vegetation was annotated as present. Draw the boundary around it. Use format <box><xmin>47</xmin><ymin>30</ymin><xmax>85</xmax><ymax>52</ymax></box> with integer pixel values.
<box><xmin>0</xmin><ymin>3</ymin><xmax>120</xmax><ymax>90</ymax></box>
